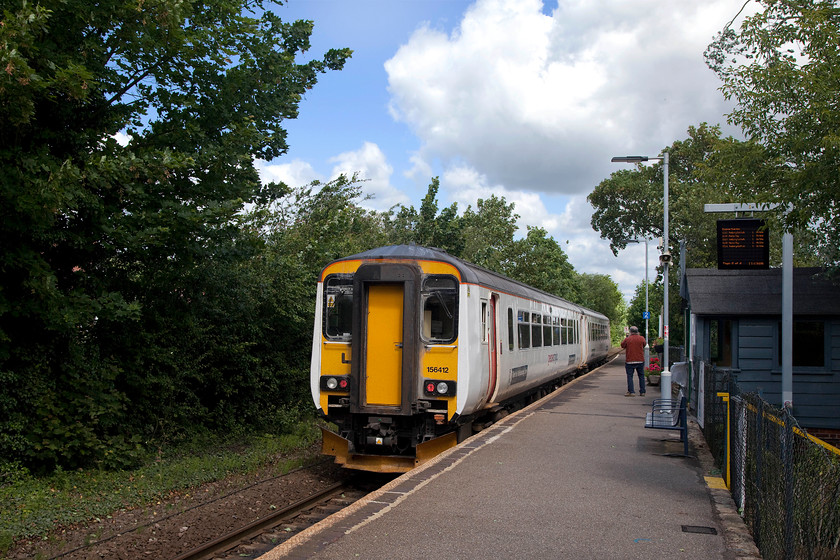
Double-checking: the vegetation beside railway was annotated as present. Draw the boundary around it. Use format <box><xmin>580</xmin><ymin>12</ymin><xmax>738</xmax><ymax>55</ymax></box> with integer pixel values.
<box><xmin>0</xmin><ymin>421</ymin><xmax>323</xmax><ymax>553</ymax></box>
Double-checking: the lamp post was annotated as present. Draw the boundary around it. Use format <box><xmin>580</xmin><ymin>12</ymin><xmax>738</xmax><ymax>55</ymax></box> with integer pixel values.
<box><xmin>621</xmin><ymin>237</ymin><xmax>650</xmax><ymax>370</ymax></box>
<box><xmin>612</xmin><ymin>153</ymin><xmax>670</xmax><ymax>400</ymax></box>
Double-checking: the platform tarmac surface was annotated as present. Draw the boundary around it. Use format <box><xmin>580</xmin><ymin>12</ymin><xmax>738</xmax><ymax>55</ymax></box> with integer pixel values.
<box><xmin>261</xmin><ymin>356</ymin><xmax>761</xmax><ymax>559</ymax></box>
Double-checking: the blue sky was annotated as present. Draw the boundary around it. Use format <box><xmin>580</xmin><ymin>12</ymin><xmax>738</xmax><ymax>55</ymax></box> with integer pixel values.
<box><xmin>257</xmin><ymin>0</ymin><xmax>749</xmax><ymax>305</ymax></box>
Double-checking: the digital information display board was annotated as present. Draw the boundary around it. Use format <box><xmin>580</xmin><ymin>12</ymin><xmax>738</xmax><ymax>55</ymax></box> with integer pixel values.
<box><xmin>717</xmin><ymin>218</ymin><xmax>769</xmax><ymax>269</ymax></box>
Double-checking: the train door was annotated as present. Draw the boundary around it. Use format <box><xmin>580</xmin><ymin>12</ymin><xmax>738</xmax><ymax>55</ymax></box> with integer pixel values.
<box><xmin>487</xmin><ymin>294</ymin><xmax>499</xmax><ymax>401</ymax></box>
<box><xmin>352</xmin><ymin>263</ymin><xmax>420</xmax><ymax>416</ymax></box>
<box><xmin>365</xmin><ymin>284</ymin><xmax>403</xmax><ymax>406</ymax></box>
<box><xmin>580</xmin><ymin>316</ymin><xmax>589</xmax><ymax>365</ymax></box>
<box><xmin>481</xmin><ymin>294</ymin><xmax>499</xmax><ymax>402</ymax></box>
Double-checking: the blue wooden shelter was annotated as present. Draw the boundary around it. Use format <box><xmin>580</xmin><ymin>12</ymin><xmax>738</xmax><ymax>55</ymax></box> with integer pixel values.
<box><xmin>684</xmin><ymin>268</ymin><xmax>840</xmax><ymax>439</ymax></box>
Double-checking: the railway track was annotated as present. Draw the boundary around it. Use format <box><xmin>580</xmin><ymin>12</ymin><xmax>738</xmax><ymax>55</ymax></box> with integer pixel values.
<box><xmin>174</xmin><ymin>479</ymin><xmax>374</xmax><ymax>560</ymax></box>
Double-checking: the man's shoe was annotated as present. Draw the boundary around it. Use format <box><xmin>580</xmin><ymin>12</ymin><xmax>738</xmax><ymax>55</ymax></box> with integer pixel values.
<box><xmin>640</xmin><ymin>392</ymin><xmax>646</xmax><ymax>396</ymax></box>
<box><xmin>625</xmin><ymin>392</ymin><xmax>635</xmax><ymax>397</ymax></box>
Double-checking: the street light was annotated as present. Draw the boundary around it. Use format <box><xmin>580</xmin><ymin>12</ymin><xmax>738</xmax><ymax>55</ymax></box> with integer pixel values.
<box><xmin>612</xmin><ymin>154</ymin><xmax>670</xmax><ymax>400</ymax></box>
<box><xmin>621</xmin><ymin>237</ymin><xmax>650</xmax><ymax>370</ymax></box>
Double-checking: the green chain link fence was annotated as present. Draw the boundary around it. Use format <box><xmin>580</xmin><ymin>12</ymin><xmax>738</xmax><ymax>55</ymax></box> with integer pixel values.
<box><xmin>700</xmin><ymin>364</ymin><xmax>840</xmax><ymax>559</ymax></box>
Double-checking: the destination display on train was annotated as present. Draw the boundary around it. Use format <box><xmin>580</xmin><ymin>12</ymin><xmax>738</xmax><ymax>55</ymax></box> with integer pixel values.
<box><xmin>716</xmin><ymin>218</ymin><xmax>769</xmax><ymax>269</ymax></box>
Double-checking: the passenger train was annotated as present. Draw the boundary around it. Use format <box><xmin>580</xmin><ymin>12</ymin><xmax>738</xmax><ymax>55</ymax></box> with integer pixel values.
<box><xmin>310</xmin><ymin>245</ymin><xmax>611</xmax><ymax>473</ymax></box>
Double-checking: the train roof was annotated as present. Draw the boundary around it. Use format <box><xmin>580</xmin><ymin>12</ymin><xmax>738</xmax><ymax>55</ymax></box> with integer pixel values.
<box><xmin>330</xmin><ymin>245</ymin><xmax>609</xmax><ymax>321</ymax></box>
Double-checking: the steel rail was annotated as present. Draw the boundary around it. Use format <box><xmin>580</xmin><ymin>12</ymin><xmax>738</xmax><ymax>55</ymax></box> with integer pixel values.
<box><xmin>172</xmin><ymin>481</ymin><xmax>347</xmax><ymax>560</ymax></box>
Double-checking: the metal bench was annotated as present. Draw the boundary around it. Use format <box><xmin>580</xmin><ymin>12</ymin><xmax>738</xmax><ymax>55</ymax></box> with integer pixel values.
<box><xmin>644</xmin><ymin>394</ymin><xmax>689</xmax><ymax>456</ymax></box>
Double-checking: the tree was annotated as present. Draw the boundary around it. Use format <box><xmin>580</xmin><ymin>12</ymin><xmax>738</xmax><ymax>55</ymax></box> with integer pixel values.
<box><xmin>0</xmin><ymin>0</ymin><xmax>350</xmax><ymax>470</ymax></box>
<box><xmin>589</xmin><ymin>124</ymin><xmax>735</xmax><ymax>268</ymax></box>
<box><xmin>460</xmin><ymin>195</ymin><xmax>519</xmax><ymax>271</ymax></box>
<box><xmin>705</xmin><ymin>0</ymin><xmax>840</xmax><ymax>267</ymax></box>
<box><xmin>578</xmin><ymin>273</ymin><xmax>623</xmax><ymax>321</ymax></box>
<box><xmin>384</xmin><ymin>178</ymin><xmax>463</xmax><ymax>254</ymax></box>
<box><xmin>577</xmin><ymin>273</ymin><xmax>626</xmax><ymax>345</ymax></box>
<box><xmin>502</xmin><ymin>227</ymin><xmax>582</xmax><ymax>301</ymax></box>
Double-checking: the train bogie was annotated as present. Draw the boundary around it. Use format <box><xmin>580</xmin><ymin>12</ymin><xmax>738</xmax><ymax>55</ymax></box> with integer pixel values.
<box><xmin>311</xmin><ymin>245</ymin><xmax>610</xmax><ymax>473</ymax></box>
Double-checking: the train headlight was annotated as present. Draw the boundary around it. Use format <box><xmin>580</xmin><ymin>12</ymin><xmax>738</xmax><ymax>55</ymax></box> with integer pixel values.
<box><xmin>423</xmin><ymin>379</ymin><xmax>456</xmax><ymax>396</ymax></box>
<box><xmin>320</xmin><ymin>375</ymin><xmax>351</xmax><ymax>392</ymax></box>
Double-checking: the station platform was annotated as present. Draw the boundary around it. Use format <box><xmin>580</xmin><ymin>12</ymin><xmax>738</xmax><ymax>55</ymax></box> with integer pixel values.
<box><xmin>262</xmin><ymin>356</ymin><xmax>761</xmax><ymax>560</ymax></box>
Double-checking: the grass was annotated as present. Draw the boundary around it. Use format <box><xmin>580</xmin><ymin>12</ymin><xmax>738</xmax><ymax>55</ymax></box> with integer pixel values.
<box><xmin>0</xmin><ymin>420</ymin><xmax>324</xmax><ymax>555</ymax></box>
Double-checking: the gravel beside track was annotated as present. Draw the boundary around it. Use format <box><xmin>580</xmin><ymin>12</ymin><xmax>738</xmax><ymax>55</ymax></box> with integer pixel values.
<box><xmin>7</xmin><ymin>458</ymin><xmax>350</xmax><ymax>560</ymax></box>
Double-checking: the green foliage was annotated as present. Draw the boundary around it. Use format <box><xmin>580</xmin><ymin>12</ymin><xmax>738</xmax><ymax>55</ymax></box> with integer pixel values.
<box><xmin>0</xmin><ymin>0</ymin><xmax>350</xmax><ymax>471</ymax></box>
<box><xmin>382</xmin><ymin>184</ymin><xmax>587</xmax><ymax>303</ymax></box>
<box><xmin>577</xmin><ymin>273</ymin><xmax>624</xmax><ymax>322</ymax></box>
<box><xmin>383</xmin><ymin>178</ymin><xmax>463</xmax><ymax>254</ymax></box>
<box><xmin>589</xmin><ymin>123</ymin><xmax>736</xmax><ymax>268</ymax></box>
<box><xmin>501</xmin><ymin>227</ymin><xmax>582</xmax><ymax>300</ymax></box>
<box><xmin>460</xmin><ymin>195</ymin><xmax>519</xmax><ymax>270</ymax></box>
<box><xmin>705</xmin><ymin>0</ymin><xmax>840</xmax><ymax>267</ymax></box>
<box><xmin>0</xmin><ymin>422</ymin><xmax>322</xmax><ymax>550</ymax></box>
<box><xmin>625</xmin><ymin>280</ymin><xmax>657</xmax><ymax>342</ymax></box>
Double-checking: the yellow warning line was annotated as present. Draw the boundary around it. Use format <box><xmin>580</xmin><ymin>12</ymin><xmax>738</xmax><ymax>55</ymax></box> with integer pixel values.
<box><xmin>705</xmin><ymin>476</ymin><xmax>728</xmax><ymax>490</ymax></box>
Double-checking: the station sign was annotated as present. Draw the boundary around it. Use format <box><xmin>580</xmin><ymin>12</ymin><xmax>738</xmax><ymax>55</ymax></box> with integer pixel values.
<box><xmin>717</xmin><ymin>218</ymin><xmax>769</xmax><ymax>269</ymax></box>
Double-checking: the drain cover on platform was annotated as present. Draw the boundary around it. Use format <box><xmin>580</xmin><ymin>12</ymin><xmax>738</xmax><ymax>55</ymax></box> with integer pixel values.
<box><xmin>681</xmin><ymin>525</ymin><xmax>718</xmax><ymax>535</ymax></box>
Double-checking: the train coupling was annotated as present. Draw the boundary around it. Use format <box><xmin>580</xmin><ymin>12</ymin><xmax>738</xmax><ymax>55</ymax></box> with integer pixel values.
<box><xmin>364</xmin><ymin>417</ymin><xmax>397</xmax><ymax>447</ymax></box>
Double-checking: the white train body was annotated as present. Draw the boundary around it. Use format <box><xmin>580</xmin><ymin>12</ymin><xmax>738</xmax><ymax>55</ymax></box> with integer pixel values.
<box><xmin>311</xmin><ymin>245</ymin><xmax>610</xmax><ymax>472</ymax></box>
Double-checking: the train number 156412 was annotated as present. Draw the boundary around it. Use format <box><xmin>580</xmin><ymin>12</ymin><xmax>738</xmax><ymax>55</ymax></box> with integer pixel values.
<box><xmin>426</xmin><ymin>366</ymin><xmax>449</xmax><ymax>374</ymax></box>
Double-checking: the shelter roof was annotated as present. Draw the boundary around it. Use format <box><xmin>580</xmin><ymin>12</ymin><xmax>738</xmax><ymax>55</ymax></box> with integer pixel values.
<box><xmin>684</xmin><ymin>268</ymin><xmax>840</xmax><ymax>316</ymax></box>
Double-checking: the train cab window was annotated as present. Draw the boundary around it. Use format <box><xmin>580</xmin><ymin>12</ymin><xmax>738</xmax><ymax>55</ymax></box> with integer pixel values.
<box><xmin>543</xmin><ymin>316</ymin><xmax>552</xmax><ymax>347</ymax></box>
<box><xmin>324</xmin><ymin>275</ymin><xmax>353</xmax><ymax>340</ymax></box>
<box><xmin>421</xmin><ymin>276</ymin><xmax>458</xmax><ymax>343</ymax></box>
<box><xmin>531</xmin><ymin>313</ymin><xmax>542</xmax><ymax>348</ymax></box>
<box><xmin>553</xmin><ymin>317</ymin><xmax>561</xmax><ymax>346</ymax></box>
<box><xmin>518</xmin><ymin>310</ymin><xmax>530</xmax><ymax>349</ymax></box>
<box><xmin>508</xmin><ymin>308</ymin><xmax>515</xmax><ymax>351</ymax></box>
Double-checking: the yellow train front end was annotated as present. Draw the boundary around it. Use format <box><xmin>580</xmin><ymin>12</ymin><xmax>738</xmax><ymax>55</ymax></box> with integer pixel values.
<box><xmin>311</xmin><ymin>247</ymin><xmax>464</xmax><ymax>473</ymax></box>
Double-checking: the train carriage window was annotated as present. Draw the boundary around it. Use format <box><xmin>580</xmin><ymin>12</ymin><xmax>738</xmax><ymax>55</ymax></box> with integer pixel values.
<box><xmin>518</xmin><ymin>310</ymin><xmax>530</xmax><ymax>349</ymax></box>
<box><xmin>561</xmin><ymin>318</ymin><xmax>568</xmax><ymax>345</ymax></box>
<box><xmin>481</xmin><ymin>301</ymin><xmax>487</xmax><ymax>343</ymax></box>
<box><xmin>421</xmin><ymin>276</ymin><xmax>458</xmax><ymax>343</ymax></box>
<box><xmin>532</xmin><ymin>313</ymin><xmax>542</xmax><ymax>348</ymax></box>
<box><xmin>543</xmin><ymin>315</ymin><xmax>552</xmax><ymax>347</ymax></box>
<box><xmin>553</xmin><ymin>317</ymin><xmax>560</xmax><ymax>346</ymax></box>
<box><xmin>508</xmin><ymin>308</ymin><xmax>515</xmax><ymax>351</ymax></box>
<box><xmin>324</xmin><ymin>275</ymin><xmax>353</xmax><ymax>340</ymax></box>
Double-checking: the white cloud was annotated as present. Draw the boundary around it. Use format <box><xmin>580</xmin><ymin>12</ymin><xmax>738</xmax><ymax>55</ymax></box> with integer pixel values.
<box><xmin>555</xmin><ymin>196</ymin><xmax>644</xmax><ymax>300</ymax></box>
<box><xmin>255</xmin><ymin>158</ymin><xmax>321</xmax><ymax>188</ymax></box>
<box><xmin>435</xmin><ymin>161</ymin><xmax>645</xmax><ymax>300</ymax></box>
<box><xmin>440</xmin><ymin>163</ymin><xmax>558</xmax><ymax>234</ymax></box>
<box><xmin>386</xmin><ymin>0</ymin><xmax>739</xmax><ymax>195</ymax></box>
<box><xmin>329</xmin><ymin>142</ymin><xmax>410</xmax><ymax>211</ymax></box>
<box><xmin>113</xmin><ymin>132</ymin><xmax>131</xmax><ymax>147</ymax></box>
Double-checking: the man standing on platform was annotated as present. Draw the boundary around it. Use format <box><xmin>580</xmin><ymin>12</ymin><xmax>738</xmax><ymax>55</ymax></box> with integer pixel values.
<box><xmin>621</xmin><ymin>326</ymin><xmax>646</xmax><ymax>397</ymax></box>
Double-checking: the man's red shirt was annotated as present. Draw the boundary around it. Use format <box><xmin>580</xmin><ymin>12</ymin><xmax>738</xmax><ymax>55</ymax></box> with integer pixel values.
<box><xmin>621</xmin><ymin>334</ymin><xmax>646</xmax><ymax>363</ymax></box>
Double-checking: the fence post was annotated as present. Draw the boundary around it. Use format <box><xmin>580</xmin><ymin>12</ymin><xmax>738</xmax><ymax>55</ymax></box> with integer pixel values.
<box><xmin>783</xmin><ymin>410</ymin><xmax>795</xmax><ymax>560</ymax></box>
<box><xmin>755</xmin><ymin>397</ymin><xmax>763</xmax><ymax>549</ymax></box>
<box><xmin>717</xmin><ymin>392</ymin><xmax>731</xmax><ymax>489</ymax></box>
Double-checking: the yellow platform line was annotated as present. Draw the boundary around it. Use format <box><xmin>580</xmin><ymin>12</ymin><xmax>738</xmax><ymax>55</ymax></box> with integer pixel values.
<box><xmin>705</xmin><ymin>476</ymin><xmax>728</xmax><ymax>490</ymax></box>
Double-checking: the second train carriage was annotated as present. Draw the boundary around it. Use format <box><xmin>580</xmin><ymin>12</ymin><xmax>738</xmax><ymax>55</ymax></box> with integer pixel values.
<box><xmin>311</xmin><ymin>245</ymin><xmax>610</xmax><ymax>473</ymax></box>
